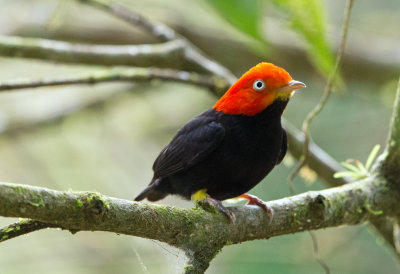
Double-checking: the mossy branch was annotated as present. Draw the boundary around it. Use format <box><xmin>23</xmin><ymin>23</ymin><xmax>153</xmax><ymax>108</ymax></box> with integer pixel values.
<box><xmin>0</xmin><ymin>177</ymin><xmax>398</xmax><ymax>269</ymax></box>
<box><xmin>0</xmin><ymin>220</ymin><xmax>57</xmax><ymax>242</ymax></box>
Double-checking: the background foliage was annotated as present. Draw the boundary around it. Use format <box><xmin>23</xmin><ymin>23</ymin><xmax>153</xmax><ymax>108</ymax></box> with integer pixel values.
<box><xmin>0</xmin><ymin>0</ymin><xmax>399</xmax><ymax>273</ymax></box>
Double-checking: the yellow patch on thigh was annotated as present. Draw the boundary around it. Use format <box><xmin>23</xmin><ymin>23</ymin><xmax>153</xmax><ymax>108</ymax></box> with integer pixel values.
<box><xmin>191</xmin><ymin>189</ymin><xmax>209</xmax><ymax>201</ymax></box>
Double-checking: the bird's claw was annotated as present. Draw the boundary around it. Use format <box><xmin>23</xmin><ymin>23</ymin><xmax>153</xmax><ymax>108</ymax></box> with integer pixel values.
<box><xmin>239</xmin><ymin>193</ymin><xmax>273</xmax><ymax>224</ymax></box>
<box><xmin>199</xmin><ymin>197</ymin><xmax>236</xmax><ymax>224</ymax></box>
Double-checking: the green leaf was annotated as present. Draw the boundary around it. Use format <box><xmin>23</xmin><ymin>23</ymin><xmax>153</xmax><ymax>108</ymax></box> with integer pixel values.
<box><xmin>204</xmin><ymin>0</ymin><xmax>263</xmax><ymax>41</ymax></box>
<box><xmin>365</xmin><ymin>144</ymin><xmax>381</xmax><ymax>171</ymax></box>
<box><xmin>333</xmin><ymin>171</ymin><xmax>366</xmax><ymax>180</ymax></box>
<box><xmin>333</xmin><ymin>171</ymin><xmax>356</xmax><ymax>179</ymax></box>
<box><xmin>340</xmin><ymin>161</ymin><xmax>361</xmax><ymax>173</ymax></box>
<box><xmin>271</xmin><ymin>0</ymin><xmax>335</xmax><ymax>78</ymax></box>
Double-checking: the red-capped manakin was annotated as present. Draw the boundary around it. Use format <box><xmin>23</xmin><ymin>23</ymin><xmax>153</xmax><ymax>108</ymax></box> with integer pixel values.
<box><xmin>135</xmin><ymin>62</ymin><xmax>306</xmax><ymax>221</ymax></box>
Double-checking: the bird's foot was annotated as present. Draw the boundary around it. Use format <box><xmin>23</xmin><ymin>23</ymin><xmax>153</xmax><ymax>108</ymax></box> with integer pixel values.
<box><xmin>198</xmin><ymin>197</ymin><xmax>236</xmax><ymax>224</ymax></box>
<box><xmin>239</xmin><ymin>193</ymin><xmax>273</xmax><ymax>223</ymax></box>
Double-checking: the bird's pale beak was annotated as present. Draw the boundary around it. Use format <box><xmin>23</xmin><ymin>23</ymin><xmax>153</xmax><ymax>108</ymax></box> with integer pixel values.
<box><xmin>276</xmin><ymin>80</ymin><xmax>306</xmax><ymax>93</ymax></box>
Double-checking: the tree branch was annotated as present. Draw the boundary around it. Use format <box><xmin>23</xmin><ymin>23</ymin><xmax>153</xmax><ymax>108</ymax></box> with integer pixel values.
<box><xmin>0</xmin><ymin>35</ymin><xmax>185</xmax><ymax>68</ymax></box>
<box><xmin>378</xmin><ymin>76</ymin><xmax>400</xmax><ymax>258</ymax></box>
<box><xmin>284</xmin><ymin>116</ymin><xmax>399</xmax><ymax>254</ymax></box>
<box><xmin>0</xmin><ymin>219</ymin><xmax>57</xmax><ymax>242</ymax></box>
<box><xmin>381</xmin><ymin>77</ymin><xmax>400</xmax><ymax>182</ymax></box>
<box><xmin>288</xmin><ymin>74</ymin><xmax>400</xmax><ymax>256</ymax></box>
<box><xmin>0</xmin><ymin>177</ymin><xmax>398</xmax><ymax>266</ymax></box>
<box><xmin>0</xmin><ymin>67</ymin><xmax>229</xmax><ymax>94</ymax></box>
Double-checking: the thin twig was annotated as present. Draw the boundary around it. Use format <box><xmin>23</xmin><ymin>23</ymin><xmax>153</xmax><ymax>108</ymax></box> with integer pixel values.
<box><xmin>289</xmin><ymin>0</ymin><xmax>354</xmax><ymax>182</ymax></box>
<box><xmin>309</xmin><ymin>231</ymin><xmax>330</xmax><ymax>274</ymax></box>
<box><xmin>286</xmin><ymin>1</ymin><xmax>354</xmax><ymax>272</ymax></box>
<box><xmin>0</xmin><ymin>67</ymin><xmax>229</xmax><ymax>95</ymax></box>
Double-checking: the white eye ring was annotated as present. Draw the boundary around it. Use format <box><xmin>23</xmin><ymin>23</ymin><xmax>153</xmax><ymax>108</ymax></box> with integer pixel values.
<box><xmin>253</xmin><ymin>79</ymin><xmax>266</xmax><ymax>91</ymax></box>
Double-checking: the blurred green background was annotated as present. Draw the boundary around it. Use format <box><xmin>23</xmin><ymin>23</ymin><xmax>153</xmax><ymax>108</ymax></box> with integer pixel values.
<box><xmin>0</xmin><ymin>0</ymin><xmax>399</xmax><ymax>273</ymax></box>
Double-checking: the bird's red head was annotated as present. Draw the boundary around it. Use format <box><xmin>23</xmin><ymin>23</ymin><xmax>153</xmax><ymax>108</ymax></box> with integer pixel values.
<box><xmin>214</xmin><ymin>62</ymin><xmax>306</xmax><ymax>116</ymax></box>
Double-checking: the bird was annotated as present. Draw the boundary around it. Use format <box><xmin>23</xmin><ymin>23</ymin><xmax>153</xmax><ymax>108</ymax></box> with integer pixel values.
<box><xmin>135</xmin><ymin>62</ymin><xmax>305</xmax><ymax>222</ymax></box>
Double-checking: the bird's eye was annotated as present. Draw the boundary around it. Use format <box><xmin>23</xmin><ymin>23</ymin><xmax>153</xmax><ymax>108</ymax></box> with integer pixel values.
<box><xmin>253</xmin><ymin>79</ymin><xmax>266</xmax><ymax>91</ymax></box>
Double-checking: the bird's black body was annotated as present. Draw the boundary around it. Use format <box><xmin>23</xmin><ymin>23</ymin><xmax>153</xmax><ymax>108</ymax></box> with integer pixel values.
<box><xmin>135</xmin><ymin>99</ymin><xmax>288</xmax><ymax>202</ymax></box>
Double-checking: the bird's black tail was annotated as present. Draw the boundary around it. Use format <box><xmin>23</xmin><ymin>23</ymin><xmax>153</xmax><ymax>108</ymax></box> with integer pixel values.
<box><xmin>134</xmin><ymin>178</ymin><xmax>168</xmax><ymax>202</ymax></box>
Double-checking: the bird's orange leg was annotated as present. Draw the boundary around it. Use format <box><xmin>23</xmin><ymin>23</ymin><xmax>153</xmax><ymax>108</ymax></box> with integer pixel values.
<box><xmin>239</xmin><ymin>193</ymin><xmax>273</xmax><ymax>223</ymax></box>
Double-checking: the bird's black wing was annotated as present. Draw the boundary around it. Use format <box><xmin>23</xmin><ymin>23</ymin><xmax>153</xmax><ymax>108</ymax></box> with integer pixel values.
<box><xmin>276</xmin><ymin>129</ymin><xmax>287</xmax><ymax>165</ymax></box>
<box><xmin>153</xmin><ymin>114</ymin><xmax>225</xmax><ymax>178</ymax></box>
